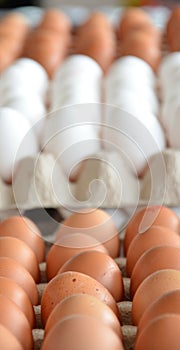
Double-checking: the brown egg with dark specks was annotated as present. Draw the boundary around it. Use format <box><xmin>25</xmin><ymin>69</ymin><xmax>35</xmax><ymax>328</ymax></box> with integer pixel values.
<box><xmin>138</xmin><ymin>289</ymin><xmax>180</xmax><ymax>334</ymax></box>
<box><xmin>58</xmin><ymin>250</ymin><xmax>124</xmax><ymax>302</ymax></box>
<box><xmin>0</xmin><ymin>236</ymin><xmax>39</xmax><ymax>282</ymax></box>
<box><xmin>124</xmin><ymin>206</ymin><xmax>180</xmax><ymax>255</ymax></box>
<box><xmin>131</xmin><ymin>246</ymin><xmax>180</xmax><ymax>297</ymax></box>
<box><xmin>132</xmin><ymin>269</ymin><xmax>180</xmax><ymax>325</ymax></box>
<box><xmin>46</xmin><ymin>233</ymin><xmax>107</xmax><ymax>280</ymax></box>
<box><xmin>126</xmin><ymin>225</ymin><xmax>180</xmax><ymax>276</ymax></box>
<box><xmin>55</xmin><ymin>209</ymin><xmax>120</xmax><ymax>258</ymax></box>
<box><xmin>0</xmin><ymin>216</ymin><xmax>45</xmax><ymax>263</ymax></box>
<box><xmin>0</xmin><ymin>277</ymin><xmax>35</xmax><ymax>328</ymax></box>
<box><xmin>44</xmin><ymin>293</ymin><xmax>122</xmax><ymax>338</ymax></box>
<box><xmin>0</xmin><ymin>324</ymin><xmax>23</xmax><ymax>350</ymax></box>
<box><xmin>0</xmin><ymin>257</ymin><xmax>38</xmax><ymax>305</ymax></box>
<box><xmin>42</xmin><ymin>315</ymin><xmax>124</xmax><ymax>350</ymax></box>
<box><xmin>41</xmin><ymin>271</ymin><xmax>119</xmax><ymax>326</ymax></box>
<box><xmin>134</xmin><ymin>314</ymin><xmax>180</xmax><ymax>350</ymax></box>
<box><xmin>0</xmin><ymin>294</ymin><xmax>33</xmax><ymax>350</ymax></box>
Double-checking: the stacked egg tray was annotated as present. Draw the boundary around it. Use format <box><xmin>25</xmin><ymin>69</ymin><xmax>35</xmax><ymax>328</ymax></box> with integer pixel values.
<box><xmin>33</xmin><ymin>231</ymin><xmax>136</xmax><ymax>350</ymax></box>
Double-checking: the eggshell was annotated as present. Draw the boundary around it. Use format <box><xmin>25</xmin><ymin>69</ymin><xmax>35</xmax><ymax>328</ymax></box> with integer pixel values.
<box><xmin>126</xmin><ymin>226</ymin><xmax>180</xmax><ymax>276</ymax></box>
<box><xmin>46</xmin><ymin>233</ymin><xmax>108</xmax><ymax>280</ymax></box>
<box><xmin>0</xmin><ymin>277</ymin><xmax>35</xmax><ymax>328</ymax></box>
<box><xmin>0</xmin><ymin>216</ymin><xmax>45</xmax><ymax>263</ymax></box>
<box><xmin>0</xmin><ymin>257</ymin><xmax>38</xmax><ymax>305</ymax></box>
<box><xmin>42</xmin><ymin>315</ymin><xmax>124</xmax><ymax>350</ymax></box>
<box><xmin>41</xmin><ymin>271</ymin><xmax>119</xmax><ymax>326</ymax></box>
<box><xmin>58</xmin><ymin>250</ymin><xmax>124</xmax><ymax>302</ymax></box>
<box><xmin>138</xmin><ymin>289</ymin><xmax>180</xmax><ymax>335</ymax></box>
<box><xmin>45</xmin><ymin>293</ymin><xmax>122</xmax><ymax>338</ymax></box>
<box><xmin>120</xmin><ymin>32</ymin><xmax>161</xmax><ymax>72</ymax></box>
<box><xmin>166</xmin><ymin>7</ymin><xmax>180</xmax><ymax>51</ymax></box>
<box><xmin>158</xmin><ymin>52</ymin><xmax>180</xmax><ymax>88</ymax></box>
<box><xmin>0</xmin><ymin>107</ymin><xmax>38</xmax><ymax>183</ymax></box>
<box><xmin>0</xmin><ymin>324</ymin><xmax>23</xmax><ymax>350</ymax></box>
<box><xmin>118</xmin><ymin>8</ymin><xmax>153</xmax><ymax>40</ymax></box>
<box><xmin>124</xmin><ymin>205</ymin><xmax>180</xmax><ymax>255</ymax></box>
<box><xmin>134</xmin><ymin>314</ymin><xmax>180</xmax><ymax>350</ymax></box>
<box><xmin>55</xmin><ymin>209</ymin><xmax>120</xmax><ymax>258</ymax></box>
<box><xmin>0</xmin><ymin>236</ymin><xmax>40</xmax><ymax>282</ymax></box>
<box><xmin>39</xmin><ymin>9</ymin><xmax>71</xmax><ymax>35</ymax></box>
<box><xmin>0</xmin><ymin>294</ymin><xmax>33</xmax><ymax>350</ymax></box>
<box><xmin>131</xmin><ymin>246</ymin><xmax>180</xmax><ymax>297</ymax></box>
<box><xmin>77</xmin><ymin>12</ymin><xmax>112</xmax><ymax>34</ymax></box>
<box><xmin>132</xmin><ymin>269</ymin><xmax>180</xmax><ymax>325</ymax></box>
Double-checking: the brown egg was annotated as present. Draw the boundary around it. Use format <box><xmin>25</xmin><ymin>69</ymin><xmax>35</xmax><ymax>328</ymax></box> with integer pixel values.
<box><xmin>46</xmin><ymin>233</ymin><xmax>107</xmax><ymax>280</ymax></box>
<box><xmin>0</xmin><ymin>294</ymin><xmax>33</xmax><ymax>350</ymax></box>
<box><xmin>42</xmin><ymin>315</ymin><xmax>124</xmax><ymax>350</ymax></box>
<box><xmin>0</xmin><ymin>324</ymin><xmax>23</xmax><ymax>350</ymax></box>
<box><xmin>41</xmin><ymin>271</ymin><xmax>119</xmax><ymax>326</ymax></box>
<box><xmin>134</xmin><ymin>314</ymin><xmax>180</xmax><ymax>350</ymax></box>
<box><xmin>0</xmin><ymin>13</ymin><xmax>28</xmax><ymax>30</ymax></box>
<box><xmin>39</xmin><ymin>9</ymin><xmax>71</xmax><ymax>35</ymax></box>
<box><xmin>124</xmin><ymin>206</ymin><xmax>180</xmax><ymax>255</ymax></box>
<box><xmin>131</xmin><ymin>246</ymin><xmax>180</xmax><ymax>297</ymax></box>
<box><xmin>77</xmin><ymin>12</ymin><xmax>113</xmax><ymax>35</ymax></box>
<box><xmin>0</xmin><ymin>48</ymin><xmax>14</xmax><ymax>73</ymax></box>
<box><xmin>0</xmin><ymin>216</ymin><xmax>45</xmax><ymax>263</ymax></box>
<box><xmin>45</xmin><ymin>293</ymin><xmax>122</xmax><ymax>338</ymax></box>
<box><xmin>120</xmin><ymin>31</ymin><xmax>161</xmax><ymax>72</ymax></box>
<box><xmin>126</xmin><ymin>226</ymin><xmax>180</xmax><ymax>276</ymax></box>
<box><xmin>132</xmin><ymin>269</ymin><xmax>180</xmax><ymax>325</ymax></box>
<box><xmin>166</xmin><ymin>7</ymin><xmax>180</xmax><ymax>51</ymax></box>
<box><xmin>0</xmin><ymin>236</ymin><xmax>39</xmax><ymax>282</ymax></box>
<box><xmin>0</xmin><ymin>257</ymin><xmax>38</xmax><ymax>305</ymax></box>
<box><xmin>58</xmin><ymin>250</ymin><xmax>124</xmax><ymax>302</ymax></box>
<box><xmin>0</xmin><ymin>277</ymin><xmax>35</xmax><ymax>328</ymax></box>
<box><xmin>118</xmin><ymin>8</ymin><xmax>153</xmax><ymax>41</ymax></box>
<box><xmin>55</xmin><ymin>209</ymin><xmax>120</xmax><ymax>258</ymax></box>
<box><xmin>138</xmin><ymin>289</ymin><xmax>180</xmax><ymax>335</ymax></box>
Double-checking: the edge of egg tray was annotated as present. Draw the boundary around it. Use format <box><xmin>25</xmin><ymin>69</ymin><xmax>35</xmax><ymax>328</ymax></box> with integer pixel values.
<box><xmin>1</xmin><ymin>148</ymin><xmax>180</xmax><ymax>212</ymax></box>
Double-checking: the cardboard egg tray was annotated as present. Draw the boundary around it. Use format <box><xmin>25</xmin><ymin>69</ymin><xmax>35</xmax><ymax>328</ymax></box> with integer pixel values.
<box><xmin>33</xmin><ymin>238</ymin><xmax>136</xmax><ymax>350</ymax></box>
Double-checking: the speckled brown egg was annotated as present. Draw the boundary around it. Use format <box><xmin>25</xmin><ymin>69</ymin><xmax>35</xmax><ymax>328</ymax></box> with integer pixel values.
<box><xmin>55</xmin><ymin>209</ymin><xmax>120</xmax><ymax>258</ymax></box>
<box><xmin>41</xmin><ymin>271</ymin><xmax>119</xmax><ymax>326</ymax></box>
<box><xmin>132</xmin><ymin>269</ymin><xmax>180</xmax><ymax>325</ymax></box>
<box><xmin>124</xmin><ymin>206</ymin><xmax>180</xmax><ymax>255</ymax></box>
<box><xmin>58</xmin><ymin>250</ymin><xmax>124</xmax><ymax>302</ymax></box>
<box><xmin>126</xmin><ymin>226</ymin><xmax>180</xmax><ymax>276</ymax></box>
<box><xmin>44</xmin><ymin>293</ymin><xmax>122</xmax><ymax>338</ymax></box>
<box><xmin>0</xmin><ymin>294</ymin><xmax>33</xmax><ymax>350</ymax></box>
<box><xmin>131</xmin><ymin>246</ymin><xmax>180</xmax><ymax>297</ymax></box>
<box><xmin>42</xmin><ymin>315</ymin><xmax>124</xmax><ymax>350</ymax></box>
<box><xmin>46</xmin><ymin>233</ymin><xmax>107</xmax><ymax>280</ymax></box>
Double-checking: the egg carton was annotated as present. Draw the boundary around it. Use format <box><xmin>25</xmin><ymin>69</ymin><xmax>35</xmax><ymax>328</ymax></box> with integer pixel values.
<box><xmin>1</xmin><ymin>5</ymin><xmax>180</xmax><ymax>211</ymax></box>
<box><xmin>33</xmin><ymin>238</ymin><xmax>136</xmax><ymax>350</ymax></box>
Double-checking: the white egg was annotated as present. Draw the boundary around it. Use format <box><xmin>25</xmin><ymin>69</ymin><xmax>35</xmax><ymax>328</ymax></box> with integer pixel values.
<box><xmin>166</xmin><ymin>102</ymin><xmax>180</xmax><ymax>147</ymax></box>
<box><xmin>41</xmin><ymin>106</ymin><xmax>101</xmax><ymax>178</ymax></box>
<box><xmin>0</xmin><ymin>107</ymin><xmax>38</xmax><ymax>182</ymax></box>
<box><xmin>158</xmin><ymin>52</ymin><xmax>180</xmax><ymax>87</ymax></box>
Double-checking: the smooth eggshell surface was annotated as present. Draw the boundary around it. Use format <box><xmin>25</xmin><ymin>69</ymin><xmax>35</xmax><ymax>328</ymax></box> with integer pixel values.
<box><xmin>0</xmin><ymin>324</ymin><xmax>23</xmax><ymax>350</ymax></box>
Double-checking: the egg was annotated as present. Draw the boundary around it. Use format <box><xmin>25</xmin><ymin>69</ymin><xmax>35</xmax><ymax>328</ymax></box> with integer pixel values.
<box><xmin>0</xmin><ymin>216</ymin><xmax>45</xmax><ymax>263</ymax></box>
<box><xmin>117</xmin><ymin>8</ymin><xmax>153</xmax><ymax>41</ymax></box>
<box><xmin>41</xmin><ymin>271</ymin><xmax>119</xmax><ymax>326</ymax></box>
<box><xmin>44</xmin><ymin>293</ymin><xmax>122</xmax><ymax>338</ymax></box>
<box><xmin>55</xmin><ymin>209</ymin><xmax>120</xmax><ymax>258</ymax></box>
<box><xmin>0</xmin><ymin>324</ymin><xmax>23</xmax><ymax>350</ymax></box>
<box><xmin>0</xmin><ymin>236</ymin><xmax>40</xmax><ymax>282</ymax></box>
<box><xmin>126</xmin><ymin>226</ymin><xmax>180</xmax><ymax>276</ymax></box>
<box><xmin>120</xmin><ymin>31</ymin><xmax>161</xmax><ymax>72</ymax></box>
<box><xmin>0</xmin><ymin>277</ymin><xmax>35</xmax><ymax>328</ymax></box>
<box><xmin>134</xmin><ymin>314</ymin><xmax>180</xmax><ymax>350</ymax></box>
<box><xmin>0</xmin><ymin>294</ymin><xmax>33</xmax><ymax>350</ymax></box>
<box><xmin>124</xmin><ymin>205</ymin><xmax>180</xmax><ymax>255</ymax></box>
<box><xmin>58</xmin><ymin>250</ymin><xmax>124</xmax><ymax>302</ymax></box>
<box><xmin>132</xmin><ymin>269</ymin><xmax>180</xmax><ymax>325</ymax></box>
<box><xmin>0</xmin><ymin>107</ymin><xmax>38</xmax><ymax>183</ymax></box>
<box><xmin>0</xmin><ymin>257</ymin><xmax>38</xmax><ymax>305</ymax></box>
<box><xmin>131</xmin><ymin>246</ymin><xmax>180</xmax><ymax>297</ymax></box>
<box><xmin>138</xmin><ymin>289</ymin><xmax>180</xmax><ymax>335</ymax></box>
<box><xmin>39</xmin><ymin>9</ymin><xmax>71</xmax><ymax>35</ymax></box>
<box><xmin>46</xmin><ymin>233</ymin><xmax>107</xmax><ymax>280</ymax></box>
<box><xmin>166</xmin><ymin>7</ymin><xmax>180</xmax><ymax>51</ymax></box>
<box><xmin>77</xmin><ymin>12</ymin><xmax>113</xmax><ymax>34</ymax></box>
<box><xmin>42</xmin><ymin>315</ymin><xmax>124</xmax><ymax>350</ymax></box>
<box><xmin>158</xmin><ymin>52</ymin><xmax>180</xmax><ymax>89</ymax></box>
